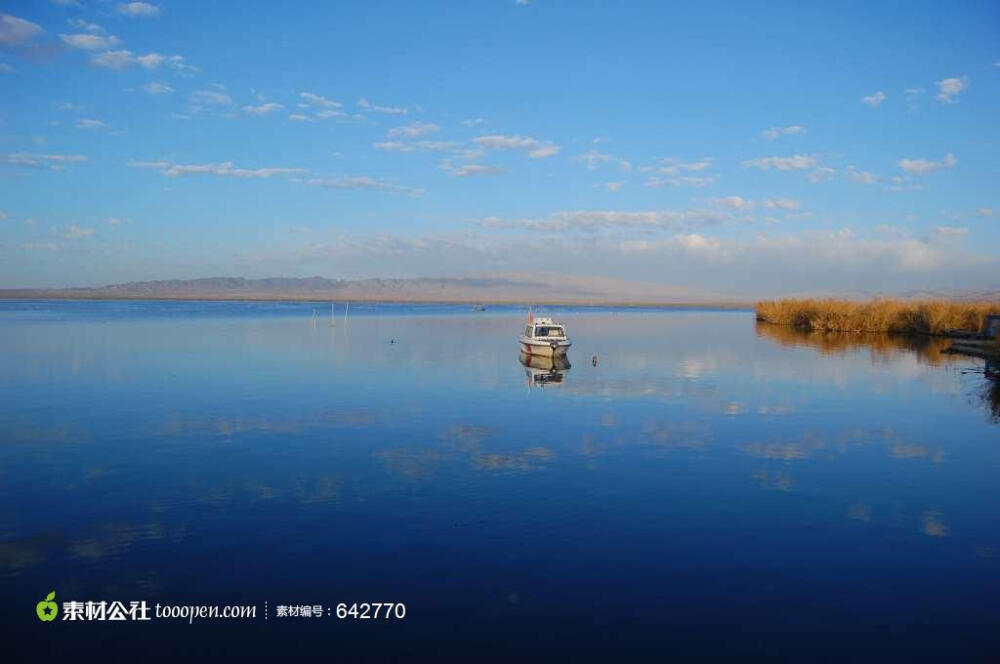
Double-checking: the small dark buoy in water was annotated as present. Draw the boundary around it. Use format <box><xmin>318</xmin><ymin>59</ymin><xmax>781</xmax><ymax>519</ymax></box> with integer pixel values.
<box><xmin>592</xmin><ymin>355</ymin><xmax>598</xmax><ymax>366</ymax></box>
<box><xmin>390</xmin><ymin>339</ymin><xmax>395</xmax><ymax>344</ymax></box>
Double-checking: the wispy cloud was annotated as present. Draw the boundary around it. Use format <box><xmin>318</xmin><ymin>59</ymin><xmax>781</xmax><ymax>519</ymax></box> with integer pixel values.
<box><xmin>743</xmin><ymin>155</ymin><xmax>818</xmax><ymax>171</ymax></box>
<box><xmin>936</xmin><ymin>77</ymin><xmax>966</xmax><ymax>103</ymax></box>
<box><xmin>898</xmin><ymin>153</ymin><xmax>956</xmax><ymax>175</ymax></box>
<box><xmin>58</xmin><ymin>224</ymin><xmax>95</xmax><ymax>239</ymax></box>
<box><xmin>473</xmin><ymin>134</ymin><xmax>560</xmax><ymax>159</ymax></box>
<box><xmin>60</xmin><ymin>33</ymin><xmax>121</xmax><ymax>50</ymax></box>
<box><xmin>116</xmin><ymin>2</ymin><xmax>160</xmax><ymax>18</ymax></box>
<box><xmin>299</xmin><ymin>92</ymin><xmax>342</xmax><ymax>108</ymax></box>
<box><xmin>190</xmin><ymin>89</ymin><xmax>233</xmax><ymax>105</ymax></box>
<box><xmin>1</xmin><ymin>152</ymin><xmax>87</xmax><ymax>170</ymax></box>
<box><xmin>129</xmin><ymin>160</ymin><xmax>306</xmax><ymax>178</ymax></box>
<box><xmin>388</xmin><ymin>122</ymin><xmax>439</xmax><ymax>139</ymax></box>
<box><xmin>762</xmin><ymin>198</ymin><xmax>800</xmax><ymax>210</ymax></box>
<box><xmin>861</xmin><ymin>90</ymin><xmax>886</xmax><ymax>107</ymax></box>
<box><xmin>374</xmin><ymin>140</ymin><xmax>457</xmax><ymax>153</ymax></box>
<box><xmin>68</xmin><ymin>19</ymin><xmax>103</xmax><ymax>34</ymax></box>
<box><xmin>760</xmin><ymin>125</ymin><xmax>805</xmax><ymax>141</ymax></box>
<box><xmin>575</xmin><ymin>150</ymin><xmax>630</xmax><ymax>171</ymax></box>
<box><xmin>443</xmin><ymin>162</ymin><xmax>505</xmax><ymax>177</ymax></box>
<box><xmin>76</xmin><ymin>118</ymin><xmax>106</xmax><ymax>130</ymax></box>
<box><xmin>475</xmin><ymin>209</ymin><xmax>731</xmax><ymax>232</ymax></box>
<box><xmin>305</xmin><ymin>176</ymin><xmax>423</xmax><ymax>196</ymax></box>
<box><xmin>0</xmin><ymin>13</ymin><xmax>42</xmax><ymax>46</ymax></box>
<box><xmin>243</xmin><ymin>102</ymin><xmax>283</xmax><ymax>115</ymax></box>
<box><xmin>807</xmin><ymin>167</ymin><xmax>836</xmax><ymax>183</ymax></box>
<box><xmin>142</xmin><ymin>81</ymin><xmax>173</xmax><ymax>94</ymax></box>
<box><xmin>846</xmin><ymin>165</ymin><xmax>876</xmax><ymax>184</ymax></box>
<box><xmin>91</xmin><ymin>51</ymin><xmax>196</xmax><ymax>73</ymax></box>
<box><xmin>711</xmin><ymin>196</ymin><xmax>754</xmax><ymax>210</ymax></box>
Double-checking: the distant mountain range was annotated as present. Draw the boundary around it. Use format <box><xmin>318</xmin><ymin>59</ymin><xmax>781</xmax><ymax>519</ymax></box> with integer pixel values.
<box><xmin>0</xmin><ymin>274</ymin><xmax>747</xmax><ymax>306</ymax></box>
<box><xmin>3</xmin><ymin>275</ymin><xmax>997</xmax><ymax>305</ymax></box>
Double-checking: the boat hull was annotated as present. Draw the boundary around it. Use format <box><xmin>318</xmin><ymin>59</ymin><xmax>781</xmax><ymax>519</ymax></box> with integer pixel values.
<box><xmin>519</xmin><ymin>339</ymin><xmax>571</xmax><ymax>358</ymax></box>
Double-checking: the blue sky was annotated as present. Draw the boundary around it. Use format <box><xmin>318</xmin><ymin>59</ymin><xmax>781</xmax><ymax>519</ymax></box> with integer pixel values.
<box><xmin>1</xmin><ymin>0</ymin><xmax>998</xmax><ymax>296</ymax></box>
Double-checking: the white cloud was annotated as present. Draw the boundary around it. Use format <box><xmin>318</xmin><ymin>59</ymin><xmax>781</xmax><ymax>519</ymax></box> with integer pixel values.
<box><xmin>92</xmin><ymin>50</ymin><xmax>135</xmax><ymax>69</ymax></box>
<box><xmin>373</xmin><ymin>104</ymin><xmax>407</xmax><ymax>115</ymax></box>
<box><xmin>299</xmin><ymin>92</ymin><xmax>342</xmax><ymax>108</ymax></box>
<box><xmin>59</xmin><ymin>224</ymin><xmax>95</xmax><ymax>239</ymax></box>
<box><xmin>1</xmin><ymin>152</ymin><xmax>87</xmax><ymax>170</ymax></box>
<box><xmin>116</xmin><ymin>2</ymin><xmax>160</xmax><ymax>17</ymax></box>
<box><xmin>388</xmin><ymin>122</ymin><xmax>439</xmax><ymax>139</ymax></box>
<box><xmin>91</xmin><ymin>50</ymin><xmax>194</xmax><ymax>73</ymax></box>
<box><xmin>0</xmin><ymin>13</ymin><xmax>42</xmax><ymax>46</ymax></box>
<box><xmin>897</xmin><ymin>153</ymin><xmax>956</xmax><ymax>175</ymax></box>
<box><xmin>315</xmin><ymin>109</ymin><xmax>347</xmax><ymax>119</ymax></box>
<box><xmin>77</xmin><ymin>118</ymin><xmax>106</xmax><ymax>129</ymax></box>
<box><xmin>936</xmin><ymin>77</ymin><xmax>966</xmax><ymax>103</ymax></box>
<box><xmin>445</xmin><ymin>163</ymin><xmax>505</xmax><ymax>178</ymax></box>
<box><xmin>129</xmin><ymin>160</ymin><xmax>306</xmax><ymax>178</ymax></box>
<box><xmin>475</xmin><ymin>209</ymin><xmax>731</xmax><ymax>233</ymax></box>
<box><xmin>190</xmin><ymin>89</ymin><xmax>233</xmax><ymax>105</ymax></box>
<box><xmin>978</xmin><ymin>207</ymin><xmax>994</xmax><ymax>217</ymax></box>
<box><xmin>68</xmin><ymin>19</ymin><xmax>103</xmax><ymax>33</ymax></box>
<box><xmin>0</xmin><ymin>63</ymin><xmax>13</xmax><ymax>73</ymax></box>
<box><xmin>105</xmin><ymin>217</ymin><xmax>122</xmax><ymax>226</ymax></box>
<box><xmin>807</xmin><ymin>167</ymin><xmax>836</xmax><ymax>183</ymax></box>
<box><xmin>645</xmin><ymin>175</ymin><xmax>717</xmax><ymax>188</ymax></box>
<box><xmin>305</xmin><ymin>176</ymin><xmax>423</xmax><ymax>195</ymax></box>
<box><xmin>641</xmin><ymin>157</ymin><xmax>712</xmax><ymax>175</ymax></box>
<box><xmin>462</xmin><ymin>118</ymin><xmax>487</xmax><ymax>127</ymax></box>
<box><xmin>931</xmin><ymin>226</ymin><xmax>968</xmax><ymax>240</ymax></box>
<box><xmin>743</xmin><ymin>155</ymin><xmax>818</xmax><ymax>171</ymax></box>
<box><xmin>142</xmin><ymin>81</ymin><xmax>173</xmax><ymax>94</ymax></box>
<box><xmin>761</xmin><ymin>125</ymin><xmax>805</xmax><ymax>141</ymax></box>
<box><xmin>847</xmin><ymin>165</ymin><xmax>876</xmax><ymax>184</ymax></box>
<box><xmin>762</xmin><ymin>198</ymin><xmax>800</xmax><ymax>210</ymax></box>
<box><xmin>60</xmin><ymin>33</ymin><xmax>120</xmax><ymax>50</ymax></box>
<box><xmin>711</xmin><ymin>196</ymin><xmax>754</xmax><ymax>210</ymax></box>
<box><xmin>288</xmin><ymin>114</ymin><xmax>314</xmax><ymax>123</ymax></box>
<box><xmin>473</xmin><ymin>134</ymin><xmax>560</xmax><ymax>159</ymax></box>
<box><xmin>374</xmin><ymin>140</ymin><xmax>456</xmax><ymax>153</ymax></box>
<box><xmin>243</xmin><ymin>102</ymin><xmax>283</xmax><ymax>115</ymax></box>
<box><xmin>602</xmin><ymin>181</ymin><xmax>625</xmax><ymax>192</ymax></box>
<box><xmin>861</xmin><ymin>90</ymin><xmax>886</xmax><ymax>107</ymax></box>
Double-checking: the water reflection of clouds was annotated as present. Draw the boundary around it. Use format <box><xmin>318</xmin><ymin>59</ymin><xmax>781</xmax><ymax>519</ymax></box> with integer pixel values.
<box><xmin>922</xmin><ymin>510</ymin><xmax>949</xmax><ymax>537</ymax></box>
<box><xmin>752</xmin><ymin>468</ymin><xmax>794</xmax><ymax>492</ymax></box>
<box><xmin>739</xmin><ymin>427</ymin><xmax>945</xmax><ymax>464</ymax></box>
<box><xmin>377</xmin><ymin>424</ymin><xmax>557</xmax><ymax>478</ymax></box>
<box><xmin>156</xmin><ymin>409</ymin><xmax>378</xmax><ymax>441</ymax></box>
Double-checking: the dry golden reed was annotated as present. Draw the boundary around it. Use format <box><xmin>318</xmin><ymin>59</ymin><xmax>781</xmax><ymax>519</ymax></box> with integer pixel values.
<box><xmin>755</xmin><ymin>299</ymin><xmax>1000</xmax><ymax>335</ymax></box>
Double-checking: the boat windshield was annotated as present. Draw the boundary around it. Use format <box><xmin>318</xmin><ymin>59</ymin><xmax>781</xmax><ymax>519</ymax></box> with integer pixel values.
<box><xmin>534</xmin><ymin>326</ymin><xmax>565</xmax><ymax>338</ymax></box>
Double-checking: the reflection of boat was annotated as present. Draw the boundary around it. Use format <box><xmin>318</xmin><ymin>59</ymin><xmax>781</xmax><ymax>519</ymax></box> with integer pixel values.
<box><xmin>519</xmin><ymin>312</ymin><xmax>571</xmax><ymax>358</ymax></box>
<box><xmin>520</xmin><ymin>351</ymin><xmax>570</xmax><ymax>387</ymax></box>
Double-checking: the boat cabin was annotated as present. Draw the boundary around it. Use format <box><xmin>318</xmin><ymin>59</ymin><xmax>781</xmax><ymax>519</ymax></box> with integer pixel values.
<box><xmin>524</xmin><ymin>317</ymin><xmax>566</xmax><ymax>339</ymax></box>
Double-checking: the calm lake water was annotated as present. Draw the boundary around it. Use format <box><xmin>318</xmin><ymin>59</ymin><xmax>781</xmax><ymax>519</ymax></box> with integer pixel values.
<box><xmin>2</xmin><ymin>300</ymin><xmax>998</xmax><ymax>658</ymax></box>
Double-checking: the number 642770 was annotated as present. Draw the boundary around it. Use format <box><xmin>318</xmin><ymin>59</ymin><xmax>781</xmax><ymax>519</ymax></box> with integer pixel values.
<box><xmin>335</xmin><ymin>602</ymin><xmax>406</xmax><ymax>620</ymax></box>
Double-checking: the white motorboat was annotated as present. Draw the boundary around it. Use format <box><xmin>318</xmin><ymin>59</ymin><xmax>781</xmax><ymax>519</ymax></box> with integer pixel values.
<box><xmin>518</xmin><ymin>313</ymin><xmax>571</xmax><ymax>358</ymax></box>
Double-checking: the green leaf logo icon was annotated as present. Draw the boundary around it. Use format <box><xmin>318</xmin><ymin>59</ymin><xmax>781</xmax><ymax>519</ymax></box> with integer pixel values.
<box><xmin>36</xmin><ymin>591</ymin><xmax>58</xmax><ymax>622</ymax></box>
